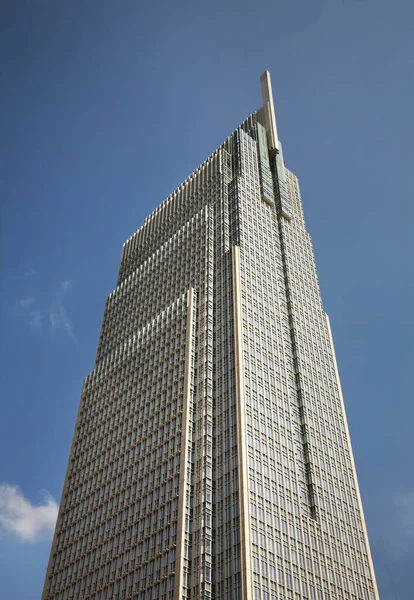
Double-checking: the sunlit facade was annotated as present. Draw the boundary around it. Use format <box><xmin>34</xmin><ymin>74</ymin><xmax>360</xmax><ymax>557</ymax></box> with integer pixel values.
<box><xmin>42</xmin><ymin>71</ymin><xmax>380</xmax><ymax>600</ymax></box>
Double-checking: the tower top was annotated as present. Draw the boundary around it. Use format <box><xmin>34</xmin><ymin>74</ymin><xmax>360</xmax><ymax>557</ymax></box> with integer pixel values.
<box><xmin>260</xmin><ymin>70</ymin><xmax>279</xmax><ymax>152</ymax></box>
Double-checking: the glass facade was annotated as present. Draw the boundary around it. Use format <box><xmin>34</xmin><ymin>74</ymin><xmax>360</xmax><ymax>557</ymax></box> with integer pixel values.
<box><xmin>42</xmin><ymin>72</ymin><xmax>379</xmax><ymax>600</ymax></box>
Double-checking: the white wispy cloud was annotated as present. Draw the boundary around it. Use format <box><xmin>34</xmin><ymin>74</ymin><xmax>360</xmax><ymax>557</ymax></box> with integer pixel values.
<box><xmin>49</xmin><ymin>305</ymin><xmax>76</xmax><ymax>343</ymax></box>
<box><xmin>13</xmin><ymin>266</ymin><xmax>36</xmax><ymax>281</ymax></box>
<box><xmin>16</xmin><ymin>276</ymin><xmax>77</xmax><ymax>343</ymax></box>
<box><xmin>17</xmin><ymin>296</ymin><xmax>44</xmax><ymax>330</ymax></box>
<box><xmin>29</xmin><ymin>309</ymin><xmax>44</xmax><ymax>330</ymax></box>
<box><xmin>49</xmin><ymin>279</ymin><xmax>77</xmax><ymax>343</ymax></box>
<box><xmin>18</xmin><ymin>296</ymin><xmax>35</xmax><ymax>308</ymax></box>
<box><xmin>61</xmin><ymin>280</ymin><xmax>72</xmax><ymax>293</ymax></box>
<box><xmin>0</xmin><ymin>484</ymin><xmax>58</xmax><ymax>542</ymax></box>
<box><xmin>24</xmin><ymin>266</ymin><xmax>36</xmax><ymax>278</ymax></box>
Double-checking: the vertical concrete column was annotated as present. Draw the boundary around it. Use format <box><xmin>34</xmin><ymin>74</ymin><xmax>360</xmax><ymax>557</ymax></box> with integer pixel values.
<box><xmin>232</xmin><ymin>245</ymin><xmax>253</xmax><ymax>600</ymax></box>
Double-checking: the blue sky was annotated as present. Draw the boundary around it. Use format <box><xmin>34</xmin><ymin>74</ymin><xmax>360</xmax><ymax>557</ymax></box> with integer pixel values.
<box><xmin>1</xmin><ymin>0</ymin><xmax>413</xmax><ymax>597</ymax></box>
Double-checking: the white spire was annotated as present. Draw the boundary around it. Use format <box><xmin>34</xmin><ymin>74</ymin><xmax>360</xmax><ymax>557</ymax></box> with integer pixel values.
<box><xmin>260</xmin><ymin>70</ymin><xmax>279</xmax><ymax>151</ymax></box>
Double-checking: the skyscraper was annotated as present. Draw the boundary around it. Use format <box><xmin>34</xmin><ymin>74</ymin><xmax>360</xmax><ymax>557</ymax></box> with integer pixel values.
<box><xmin>42</xmin><ymin>71</ymin><xmax>380</xmax><ymax>600</ymax></box>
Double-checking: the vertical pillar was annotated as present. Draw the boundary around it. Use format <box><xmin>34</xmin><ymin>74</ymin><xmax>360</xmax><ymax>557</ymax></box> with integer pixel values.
<box><xmin>232</xmin><ymin>245</ymin><xmax>253</xmax><ymax>600</ymax></box>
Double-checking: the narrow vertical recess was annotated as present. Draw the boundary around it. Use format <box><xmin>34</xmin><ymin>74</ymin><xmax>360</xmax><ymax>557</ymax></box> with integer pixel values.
<box><xmin>174</xmin><ymin>288</ymin><xmax>196</xmax><ymax>600</ymax></box>
<box><xmin>231</xmin><ymin>245</ymin><xmax>253</xmax><ymax>600</ymax></box>
<box><xmin>271</xmin><ymin>158</ymin><xmax>318</xmax><ymax>518</ymax></box>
